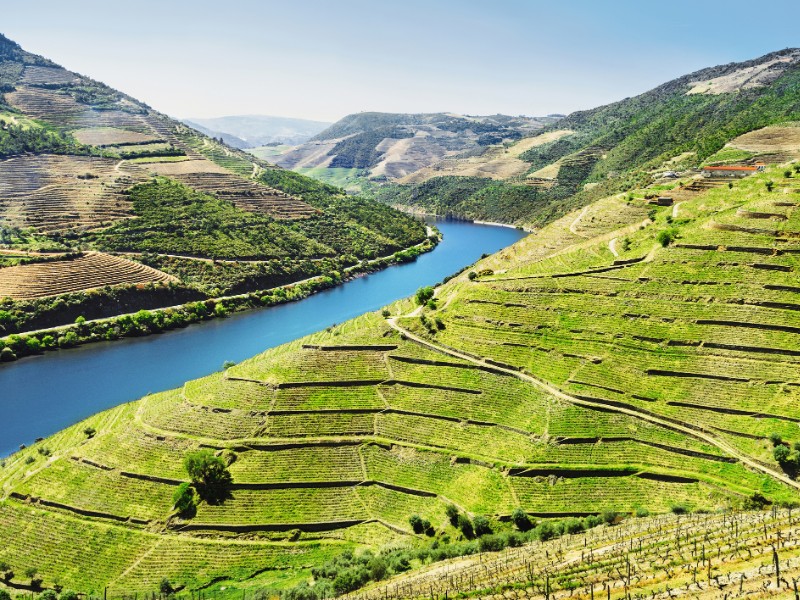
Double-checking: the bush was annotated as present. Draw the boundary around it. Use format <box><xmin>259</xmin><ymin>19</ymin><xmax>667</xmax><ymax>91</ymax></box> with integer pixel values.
<box><xmin>0</xmin><ymin>347</ymin><xmax>16</xmax><ymax>362</ymax></box>
<box><xmin>467</xmin><ymin>271</ymin><xmax>477</xmax><ymax>280</ymax></box>
<box><xmin>39</xmin><ymin>590</ymin><xmax>57</xmax><ymax>600</ymax></box>
<box><xmin>0</xmin><ymin>589</ymin><xmax>9</xmax><ymax>600</ymax></box>
<box><xmin>785</xmin><ymin>170</ymin><xmax>793</xmax><ymax>178</ymax></box>
<box><xmin>742</xmin><ymin>492</ymin><xmax>771</xmax><ymax>510</ymax></box>
<box><xmin>601</xmin><ymin>510</ymin><xmax>618</xmax><ymax>525</ymax></box>
<box><xmin>536</xmin><ymin>521</ymin><xmax>556</xmax><ymax>541</ymax></box>
<box><xmin>381</xmin><ymin>308</ymin><xmax>390</xmax><ymax>318</ymax></box>
<box><xmin>457</xmin><ymin>514</ymin><xmax>474</xmax><ymax>538</ymax></box>
<box><xmin>478</xmin><ymin>534</ymin><xmax>505</xmax><ymax>552</ymax></box>
<box><xmin>60</xmin><ymin>590</ymin><xmax>80</xmax><ymax>600</ymax></box>
<box><xmin>766</xmin><ymin>180</ymin><xmax>775</xmax><ymax>192</ymax></box>
<box><xmin>656</xmin><ymin>228</ymin><xmax>677</xmax><ymax>247</ymax></box>
<box><xmin>563</xmin><ymin>518</ymin><xmax>584</xmax><ymax>535</ymax></box>
<box><xmin>511</xmin><ymin>507</ymin><xmax>533</xmax><ymax>531</ymax></box>
<box><xmin>670</xmin><ymin>504</ymin><xmax>689</xmax><ymax>515</ymax></box>
<box><xmin>409</xmin><ymin>514</ymin><xmax>424</xmax><ymax>534</ymax></box>
<box><xmin>83</xmin><ymin>426</ymin><xmax>96</xmax><ymax>438</ymax></box>
<box><xmin>445</xmin><ymin>504</ymin><xmax>459</xmax><ymax>526</ymax></box>
<box><xmin>172</xmin><ymin>482</ymin><xmax>197</xmax><ymax>517</ymax></box>
<box><xmin>634</xmin><ymin>507</ymin><xmax>650</xmax><ymax>518</ymax></box>
<box><xmin>472</xmin><ymin>515</ymin><xmax>492</xmax><ymax>536</ymax></box>
<box><xmin>159</xmin><ymin>578</ymin><xmax>174</xmax><ymax>596</ymax></box>
<box><xmin>769</xmin><ymin>433</ymin><xmax>783</xmax><ymax>447</ymax></box>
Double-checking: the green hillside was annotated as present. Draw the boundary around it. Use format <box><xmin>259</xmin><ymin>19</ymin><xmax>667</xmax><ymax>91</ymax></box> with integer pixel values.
<box><xmin>0</xmin><ymin>33</ymin><xmax>427</xmax><ymax>334</ymax></box>
<box><xmin>375</xmin><ymin>49</ymin><xmax>800</xmax><ymax>226</ymax></box>
<box><xmin>3</xmin><ymin>156</ymin><xmax>800</xmax><ymax>594</ymax></box>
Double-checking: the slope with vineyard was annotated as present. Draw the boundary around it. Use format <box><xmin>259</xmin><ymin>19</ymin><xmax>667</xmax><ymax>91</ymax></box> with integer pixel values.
<box><xmin>3</xmin><ymin>153</ymin><xmax>800</xmax><ymax>594</ymax></box>
<box><xmin>0</xmin><ymin>33</ymin><xmax>428</xmax><ymax>335</ymax></box>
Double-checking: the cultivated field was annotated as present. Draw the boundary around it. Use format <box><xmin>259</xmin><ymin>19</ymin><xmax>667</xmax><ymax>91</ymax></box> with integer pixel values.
<box><xmin>0</xmin><ymin>252</ymin><xmax>175</xmax><ymax>299</ymax></box>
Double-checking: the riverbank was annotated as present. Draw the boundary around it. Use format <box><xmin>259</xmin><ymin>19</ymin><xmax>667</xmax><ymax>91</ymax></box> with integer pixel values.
<box><xmin>0</xmin><ymin>234</ymin><xmax>439</xmax><ymax>363</ymax></box>
<box><xmin>392</xmin><ymin>205</ymin><xmax>534</xmax><ymax>232</ymax></box>
<box><xmin>0</xmin><ymin>220</ymin><xmax>526</xmax><ymax>456</ymax></box>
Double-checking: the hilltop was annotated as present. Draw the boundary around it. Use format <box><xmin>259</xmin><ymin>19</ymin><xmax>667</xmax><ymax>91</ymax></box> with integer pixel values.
<box><xmin>3</xmin><ymin>148</ymin><xmax>800</xmax><ymax>593</ymax></box>
<box><xmin>0</xmin><ymin>34</ymin><xmax>428</xmax><ymax>344</ymax></box>
<box><xmin>373</xmin><ymin>49</ymin><xmax>800</xmax><ymax>226</ymax></box>
<box><xmin>271</xmin><ymin>112</ymin><xmax>556</xmax><ymax>192</ymax></box>
<box><xmin>182</xmin><ymin>115</ymin><xmax>332</xmax><ymax>148</ymax></box>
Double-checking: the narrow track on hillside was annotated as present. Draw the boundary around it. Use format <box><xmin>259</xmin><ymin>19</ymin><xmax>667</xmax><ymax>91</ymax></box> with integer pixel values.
<box><xmin>386</xmin><ymin>318</ymin><xmax>800</xmax><ymax>492</ymax></box>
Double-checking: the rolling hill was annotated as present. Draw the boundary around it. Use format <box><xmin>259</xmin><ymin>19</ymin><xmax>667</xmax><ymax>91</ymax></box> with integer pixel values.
<box><xmin>373</xmin><ymin>49</ymin><xmax>800</xmax><ymax>227</ymax></box>
<box><xmin>182</xmin><ymin>115</ymin><xmax>332</xmax><ymax>148</ymax></box>
<box><xmin>0</xmin><ymin>33</ymin><xmax>428</xmax><ymax>342</ymax></box>
<box><xmin>3</xmin><ymin>144</ymin><xmax>800</xmax><ymax>595</ymax></box>
<box><xmin>271</xmin><ymin>112</ymin><xmax>557</xmax><ymax>192</ymax></box>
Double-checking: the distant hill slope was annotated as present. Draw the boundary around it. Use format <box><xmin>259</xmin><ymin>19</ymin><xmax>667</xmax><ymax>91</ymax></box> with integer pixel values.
<box><xmin>272</xmin><ymin>112</ymin><xmax>556</xmax><ymax>189</ymax></box>
<box><xmin>183</xmin><ymin>114</ymin><xmax>332</xmax><ymax>148</ymax></box>
<box><xmin>0</xmin><ymin>33</ymin><xmax>427</xmax><ymax>332</ymax></box>
<box><xmin>4</xmin><ymin>158</ymin><xmax>800</xmax><ymax>594</ymax></box>
<box><xmin>374</xmin><ymin>49</ymin><xmax>800</xmax><ymax>226</ymax></box>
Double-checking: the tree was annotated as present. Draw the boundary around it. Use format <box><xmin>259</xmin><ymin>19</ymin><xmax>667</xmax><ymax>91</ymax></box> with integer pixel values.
<box><xmin>415</xmin><ymin>286</ymin><xmax>434</xmax><ymax>305</ymax></box>
<box><xmin>59</xmin><ymin>591</ymin><xmax>79</xmax><ymax>600</ymax></box>
<box><xmin>473</xmin><ymin>515</ymin><xmax>492</xmax><ymax>536</ymax></box>
<box><xmin>183</xmin><ymin>449</ymin><xmax>232</xmax><ymax>503</ymax></box>
<box><xmin>511</xmin><ymin>507</ymin><xmax>533</xmax><ymax>532</ymax></box>
<box><xmin>0</xmin><ymin>589</ymin><xmax>9</xmax><ymax>600</ymax></box>
<box><xmin>766</xmin><ymin>180</ymin><xmax>775</xmax><ymax>192</ymax></box>
<box><xmin>773</xmin><ymin>444</ymin><xmax>791</xmax><ymax>464</ymax></box>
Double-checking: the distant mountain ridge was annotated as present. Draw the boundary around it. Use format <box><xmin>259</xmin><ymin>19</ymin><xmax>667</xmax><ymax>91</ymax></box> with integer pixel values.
<box><xmin>182</xmin><ymin>114</ymin><xmax>332</xmax><ymax>148</ymax></box>
<box><xmin>273</xmin><ymin>111</ymin><xmax>557</xmax><ymax>186</ymax></box>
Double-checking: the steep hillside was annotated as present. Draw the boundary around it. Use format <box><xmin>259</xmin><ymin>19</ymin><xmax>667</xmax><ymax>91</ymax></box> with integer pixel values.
<box><xmin>272</xmin><ymin>112</ymin><xmax>555</xmax><ymax>191</ymax></box>
<box><xmin>3</xmin><ymin>159</ymin><xmax>800</xmax><ymax>594</ymax></box>
<box><xmin>183</xmin><ymin>115</ymin><xmax>332</xmax><ymax>148</ymax></box>
<box><xmin>376</xmin><ymin>49</ymin><xmax>800</xmax><ymax>227</ymax></box>
<box><xmin>0</xmin><ymin>34</ymin><xmax>428</xmax><ymax>336</ymax></box>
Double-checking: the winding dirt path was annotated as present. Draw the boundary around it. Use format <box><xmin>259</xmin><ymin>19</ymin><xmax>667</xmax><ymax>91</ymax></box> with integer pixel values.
<box><xmin>568</xmin><ymin>206</ymin><xmax>591</xmax><ymax>237</ymax></box>
<box><xmin>608</xmin><ymin>237</ymin><xmax>619</xmax><ymax>257</ymax></box>
<box><xmin>385</xmin><ymin>318</ymin><xmax>800</xmax><ymax>491</ymax></box>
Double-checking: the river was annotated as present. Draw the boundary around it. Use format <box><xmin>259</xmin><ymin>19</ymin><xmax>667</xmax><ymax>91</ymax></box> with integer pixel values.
<box><xmin>0</xmin><ymin>220</ymin><xmax>526</xmax><ymax>457</ymax></box>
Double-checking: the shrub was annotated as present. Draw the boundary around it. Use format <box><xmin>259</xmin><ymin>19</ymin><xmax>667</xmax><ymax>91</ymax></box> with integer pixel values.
<box><xmin>656</xmin><ymin>228</ymin><xmax>677</xmax><ymax>247</ymax></box>
<box><xmin>670</xmin><ymin>504</ymin><xmax>689</xmax><ymax>515</ymax></box>
<box><xmin>409</xmin><ymin>514</ymin><xmax>424</xmax><ymax>534</ymax></box>
<box><xmin>511</xmin><ymin>507</ymin><xmax>533</xmax><ymax>531</ymax></box>
<box><xmin>159</xmin><ymin>578</ymin><xmax>174</xmax><ymax>596</ymax></box>
<box><xmin>60</xmin><ymin>590</ymin><xmax>80</xmax><ymax>600</ymax></box>
<box><xmin>83</xmin><ymin>426</ymin><xmax>96</xmax><ymax>438</ymax></box>
<box><xmin>563</xmin><ymin>518</ymin><xmax>584</xmax><ymax>535</ymax></box>
<box><xmin>784</xmin><ymin>170</ymin><xmax>793</xmax><ymax>178</ymax></box>
<box><xmin>25</xmin><ymin>337</ymin><xmax>43</xmax><ymax>354</ymax></box>
<box><xmin>742</xmin><ymin>492</ymin><xmax>771</xmax><ymax>510</ymax></box>
<box><xmin>367</xmin><ymin>556</ymin><xmax>387</xmax><ymax>581</ymax></box>
<box><xmin>172</xmin><ymin>482</ymin><xmax>197</xmax><ymax>517</ymax></box>
<box><xmin>472</xmin><ymin>515</ymin><xmax>492</xmax><ymax>536</ymax></box>
<box><xmin>467</xmin><ymin>271</ymin><xmax>477</xmax><ymax>280</ymax></box>
<box><xmin>0</xmin><ymin>589</ymin><xmax>9</xmax><ymax>600</ymax></box>
<box><xmin>445</xmin><ymin>504</ymin><xmax>459</xmax><ymax>526</ymax></box>
<box><xmin>601</xmin><ymin>510</ymin><xmax>618</xmax><ymax>525</ymax></box>
<box><xmin>478</xmin><ymin>534</ymin><xmax>505</xmax><ymax>552</ymax></box>
<box><xmin>769</xmin><ymin>433</ymin><xmax>783</xmax><ymax>446</ymax></box>
<box><xmin>457</xmin><ymin>514</ymin><xmax>474</xmax><ymax>538</ymax></box>
<box><xmin>766</xmin><ymin>180</ymin><xmax>775</xmax><ymax>192</ymax></box>
<box><xmin>635</xmin><ymin>507</ymin><xmax>650</xmax><ymax>518</ymax></box>
<box><xmin>536</xmin><ymin>521</ymin><xmax>556</xmax><ymax>541</ymax></box>
<box><xmin>794</xmin><ymin>164</ymin><xmax>800</xmax><ymax>174</ymax></box>
<box><xmin>39</xmin><ymin>590</ymin><xmax>57</xmax><ymax>600</ymax></box>
<box><xmin>0</xmin><ymin>347</ymin><xmax>16</xmax><ymax>362</ymax></box>
<box><xmin>381</xmin><ymin>308</ymin><xmax>390</xmax><ymax>318</ymax></box>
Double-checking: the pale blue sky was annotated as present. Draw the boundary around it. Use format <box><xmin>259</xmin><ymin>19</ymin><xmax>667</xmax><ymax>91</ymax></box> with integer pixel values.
<box><xmin>2</xmin><ymin>0</ymin><xmax>797</xmax><ymax>121</ymax></box>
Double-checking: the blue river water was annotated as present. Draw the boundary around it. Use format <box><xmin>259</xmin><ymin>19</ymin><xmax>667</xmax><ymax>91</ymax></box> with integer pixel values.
<box><xmin>0</xmin><ymin>220</ymin><xmax>526</xmax><ymax>457</ymax></box>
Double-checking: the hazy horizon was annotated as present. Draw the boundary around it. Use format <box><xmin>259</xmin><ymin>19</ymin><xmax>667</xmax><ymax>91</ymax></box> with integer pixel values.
<box><xmin>2</xmin><ymin>0</ymin><xmax>798</xmax><ymax>122</ymax></box>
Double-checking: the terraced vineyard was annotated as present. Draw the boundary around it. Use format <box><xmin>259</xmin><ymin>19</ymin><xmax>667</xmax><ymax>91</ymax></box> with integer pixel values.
<box><xmin>0</xmin><ymin>251</ymin><xmax>176</xmax><ymax>299</ymax></box>
<box><xmin>0</xmin><ymin>33</ymin><xmax>427</xmax><ymax>333</ymax></box>
<box><xmin>4</xmin><ymin>166</ymin><xmax>800</xmax><ymax>591</ymax></box>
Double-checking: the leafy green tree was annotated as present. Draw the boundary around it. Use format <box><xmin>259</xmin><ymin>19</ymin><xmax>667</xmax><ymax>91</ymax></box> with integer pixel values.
<box><xmin>415</xmin><ymin>286</ymin><xmax>435</xmax><ymax>305</ymax></box>
<box><xmin>773</xmin><ymin>444</ymin><xmax>791</xmax><ymax>464</ymax></box>
<box><xmin>511</xmin><ymin>507</ymin><xmax>533</xmax><ymax>531</ymax></box>
<box><xmin>456</xmin><ymin>514</ymin><xmax>474</xmax><ymax>538</ymax></box>
<box><xmin>472</xmin><ymin>515</ymin><xmax>492</xmax><ymax>536</ymax></box>
<box><xmin>766</xmin><ymin>180</ymin><xmax>775</xmax><ymax>192</ymax></box>
<box><xmin>59</xmin><ymin>590</ymin><xmax>80</xmax><ymax>600</ymax></box>
<box><xmin>183</xmin><ymin>449</ymin><xmax>232</xmax><ymax>503</ymax></box>
<box><xmin>159</xmin><ymin>578</ymin><xmax>174</xmax><ymax>596</ymax></box>
<box><xmin>408</xmin><ymin>514</ymin><xmax>424</xmax><ymax>534</ymax></box>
